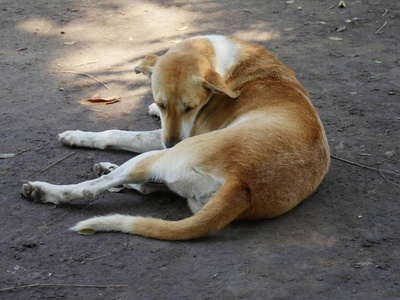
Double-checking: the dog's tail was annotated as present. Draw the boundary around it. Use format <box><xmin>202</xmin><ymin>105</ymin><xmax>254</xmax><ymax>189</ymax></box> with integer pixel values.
<box><xmin>70</xmin><ymin>178</ymin><xmax>250</xmax><ymax>240</ymax></box>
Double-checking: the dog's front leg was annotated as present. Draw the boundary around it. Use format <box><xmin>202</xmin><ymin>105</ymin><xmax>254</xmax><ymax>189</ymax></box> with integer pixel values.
<box><xmin>21</xmin><ymin>151</ymin><xmax>162</xmax><ymax>204</ymax></box>
<box><xmin>59</xmin><ymin>129</ymin><xmax>164</xmax><ymax>153</ymax></box>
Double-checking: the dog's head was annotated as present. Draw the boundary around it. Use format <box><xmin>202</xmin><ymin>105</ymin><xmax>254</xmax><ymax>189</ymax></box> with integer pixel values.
<box><xmin>135</xmin><ymin>51</ymin><xmax>240</xmax><ymax>148</ymax></box>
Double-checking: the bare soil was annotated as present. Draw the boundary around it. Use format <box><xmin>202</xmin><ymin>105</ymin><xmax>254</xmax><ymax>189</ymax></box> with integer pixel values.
<box><xmin>1</xmin><ymin>0</ymin><xmax>399</xmax><ymax>299</ymax></box>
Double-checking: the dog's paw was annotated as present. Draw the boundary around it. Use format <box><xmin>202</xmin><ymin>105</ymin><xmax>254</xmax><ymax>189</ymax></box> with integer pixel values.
<box><xmin>148</xmin><ymin>103</ymin><xmax>160</xmax><ymax>118</ymax></box>
<box><xmin>93</xmin><ymin>162</ymin><xmax>119</xmax><ymax>177</ymax></box>
<box><xmin>58</xmin><ymin>130</ymin><xmax>84</xmax><ymax>147</ymax></box>
<box><xmin>21</xmin><ymin>182</ymin><xmax>61</xmax><ymax>204</ymax></box>
<box><xmin>21</xmin><ymin>183</ymin><xmax>42</xmax><ymax>202</ymax></box>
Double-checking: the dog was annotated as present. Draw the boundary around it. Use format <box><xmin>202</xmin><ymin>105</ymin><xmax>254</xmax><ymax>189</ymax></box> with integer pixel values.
<box><xmin>21</xmin><ymin>35</ymin><xmax>330</xmax><ymax>240</ymax></box>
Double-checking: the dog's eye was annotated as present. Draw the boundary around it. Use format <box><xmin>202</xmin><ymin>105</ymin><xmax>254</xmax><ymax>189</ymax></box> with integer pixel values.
<box><xmin>157</xmin><ymin>103</ymin><xmax>166</xmax><ymax>110</ymax></box>
<box><xmin>185</xmin><ymin>106</ymin><xmax>194</xmax><ymax>113</ymax></box>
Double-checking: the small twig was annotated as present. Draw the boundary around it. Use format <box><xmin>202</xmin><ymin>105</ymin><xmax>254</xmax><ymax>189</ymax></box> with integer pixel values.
<box><xmin>37</xmin><ymin>152</ymin><xmax>75</xmax><ymax>174</ymax></box>
<box><xmin>331</xmin><ymin>154</ymin><xmax>399</xmax><ymax>176</ymax></box>
<box><xmin>0</xmin><ymin>283</ymin><xmax>128</xmax><ymax>292</ymax></box>
<box><xmin>86</xmin><ymin>252</ymin><xmax>112</xmax><ymax>261</ymax></box>
<box><xmin>375</xmin><ymin>21</ymin><xmax>387</xmax><ymax>34</ymax></box>
<box><xmin>382</xmin><ymin>8</ymin><xmax>388</xmax><ymax>17</ymax></box>
<box><xmin>379</xmin><ymin>170</ymin><xmax>400</xmax><ymax>186</ymax></box>
<box><xmin>61</xmin><ymin>71</ymin><xmax>111</xmax><ymax>91</ymax></box>
<box><xmin>75</xmin><ymin>60</ymin><xmax>100</xmax><ymax>67</ymax></box>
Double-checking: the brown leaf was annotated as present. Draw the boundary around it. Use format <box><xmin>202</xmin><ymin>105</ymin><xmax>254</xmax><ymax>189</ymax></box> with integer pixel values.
<box><xmin>80</xmin><ymin>95</ymin><xmax>122</xmax><ymax>105</ymax></box>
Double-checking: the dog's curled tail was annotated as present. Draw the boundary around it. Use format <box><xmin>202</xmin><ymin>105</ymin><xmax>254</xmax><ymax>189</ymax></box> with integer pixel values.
<box><xmin>70</xmin><ymin>178</ymin><xmax>250</xmax><ymax>240</ymax></box>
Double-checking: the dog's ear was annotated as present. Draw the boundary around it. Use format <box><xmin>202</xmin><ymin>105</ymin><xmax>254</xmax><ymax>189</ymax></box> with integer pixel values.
<box><xmin>135</xmin><ymin>54</ymin><xmax>158</xmax><ymax>76</ymax></box>
<box><xmin>203</xmin><ymin>70</ymin><xmax>241</xmax><ymax>98</ymax></box>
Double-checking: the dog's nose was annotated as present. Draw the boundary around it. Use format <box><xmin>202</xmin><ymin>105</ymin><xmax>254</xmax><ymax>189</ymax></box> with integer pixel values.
<box><xmin>165</xmin><ymin>139</ymin><xmax>180</xmax><ymax>148</ymax></box>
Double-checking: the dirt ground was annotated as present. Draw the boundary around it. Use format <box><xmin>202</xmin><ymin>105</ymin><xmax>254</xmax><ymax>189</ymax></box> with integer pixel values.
<box><xmin>0</xmin><ymin>0</ymin><xmax>399</xmax><ymax>299</ymax></box>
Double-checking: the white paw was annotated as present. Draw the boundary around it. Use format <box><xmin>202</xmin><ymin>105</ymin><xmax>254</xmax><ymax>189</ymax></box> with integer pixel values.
<box><xmin>58</xmin><ymin>130</ymin><xmax>85</xmax><ymax>147</ymax></box>
<box><xmin>21</xmin><ymin>182</ymin><xmax>62</xmax><ymax>204</ymax></box>
<box><xmin>148</xmin><ymin>103</ymin><xmax>160</xmax><ymax>117</ymax></box>
<box><xmin>93</xmin><ymin>162</ymin><xmax>119</xmax><ymax>177</ymax></box>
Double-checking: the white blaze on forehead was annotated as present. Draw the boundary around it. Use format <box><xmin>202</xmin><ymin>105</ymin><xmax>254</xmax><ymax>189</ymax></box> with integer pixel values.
<box><xmin>193</xmin><ymin>35</ymin><xmax>239</xmax><ymax>77</ymax></box>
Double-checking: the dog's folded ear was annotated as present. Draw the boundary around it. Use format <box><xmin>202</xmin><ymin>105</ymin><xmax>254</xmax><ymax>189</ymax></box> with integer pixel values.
<box><xmin>203</xmin><ymin>70</ymin><xmax>241</xmax><ymax>98</ymax></box>
<box><xmin>135</xmin><ymin>54</ymin><xmax>158</xmax><ymax>76</ymax></box>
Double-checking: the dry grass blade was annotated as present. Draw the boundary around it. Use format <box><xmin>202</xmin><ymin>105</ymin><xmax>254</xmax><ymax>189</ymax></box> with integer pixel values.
<box><xmin>375</xmin><ymin>21</ymin><xmax>387</xmax><ymax>34</ymax></box>
<box><xmin>331</xmin><ymin>154</ymin><xmax>399</xmax><ymax>176</ymax></box>
<box><xmin>0</xmin><ymin>283</ymin><xmax>128</xmax><ymax>292</ymax></box>
<box><xmin>61</xmin><ymin>71</ymin><xmax>111</xmax><ymax>91</ymax></box>
<box><xmin>37</xmin><ymin>152</ymin><xmax>75</xmax><ymax>174</ymax></box>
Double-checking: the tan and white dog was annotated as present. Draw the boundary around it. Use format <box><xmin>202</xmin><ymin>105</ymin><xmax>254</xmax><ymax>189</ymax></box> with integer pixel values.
<box><xmin>22</xmin><ymin>35</ymin><xmax>330</xmax><ymax>240</ymax></box>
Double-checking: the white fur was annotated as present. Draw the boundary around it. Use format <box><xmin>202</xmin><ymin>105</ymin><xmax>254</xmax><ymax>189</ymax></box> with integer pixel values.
<box><xmin>59</xmin><ymin>129</ymin><xmax>164</xmax><ymax>153</ymax></box>
<box><xmin>22</xmin><ymin>151</ymin><xmax>162</xmax><ymax>204</ymax></box>
<box><xmin>181</xmin><ymin>115</ymin><xmax>196</xmax><ymax>140</ymax></box>
<box><xmin>194</xmin><ymin>35</ymin><xmax>239</xmax><ymax>77</ymax></box>
<box><xmin>148</xmin><ymin>152</ymin><xmax>224</xmax><ymax>201</ymax></box>
<box><xmin>70</xmin><ymin>214</ymin><xmax>137</xmax><ymax>233</ymax></box>
<box><xmin>148</xmin><ymin>103</ymin><xmax>160</xmax><ymax>117</ymax></box>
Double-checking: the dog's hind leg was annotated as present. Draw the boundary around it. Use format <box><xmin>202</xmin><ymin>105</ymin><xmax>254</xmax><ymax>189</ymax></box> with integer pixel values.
<box><xmin>59</xmin><ymin>129</ymin><xmax>164</xmax><ymax>153</ymax></box>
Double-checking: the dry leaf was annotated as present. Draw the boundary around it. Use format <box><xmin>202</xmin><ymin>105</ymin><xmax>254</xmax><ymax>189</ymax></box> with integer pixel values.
<box><xmin>77</xmin><ymin>228</ymin><xmax>96</xmax><ymax>235</ymax></box>
<box><xmin>0</xmin><ymin>148</ymin><xmax>29</xmax><ymax>159</ymax></box>
<box><xmin>336</xmin><ymin>25</ymin><xmax>346</xmax><ymax>32</ymax></box>
<box><xmin>0</xmin><ymin>153</ymin><xmax>16</xmax><ymax>159</ymax></box>
<box><xmin>80</xmin><ymin>95</ymin><xmax>122</xmax><ymax>105</ymax></box>
<box><xmin>64</xmin><ymin>41</ymin><xmax>76</xmax><ymax>46</ymax></box>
